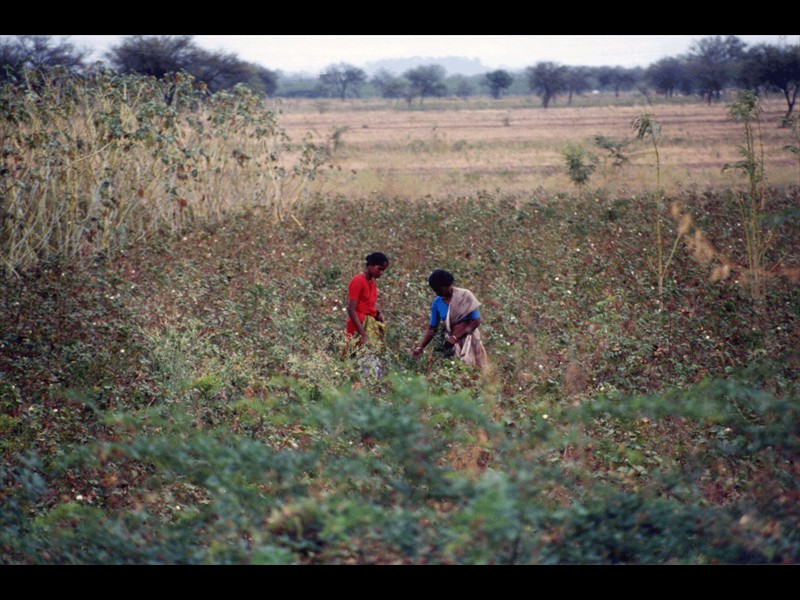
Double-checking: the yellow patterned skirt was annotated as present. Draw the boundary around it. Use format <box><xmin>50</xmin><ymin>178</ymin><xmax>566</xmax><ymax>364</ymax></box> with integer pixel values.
<box><xmin>341</xmin><ymin>315</ymin><xmax>385</xmax><ymax>359</ymax></box>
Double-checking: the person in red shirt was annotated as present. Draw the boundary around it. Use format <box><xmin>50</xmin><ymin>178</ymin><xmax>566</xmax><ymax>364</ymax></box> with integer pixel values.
<box><xmin>346</xmin><ymin>252</ymin><xmax>389</xmax><ymax>347</ymax></box>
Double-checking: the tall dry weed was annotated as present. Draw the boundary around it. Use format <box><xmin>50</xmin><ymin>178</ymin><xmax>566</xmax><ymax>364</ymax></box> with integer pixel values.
<box><xmin>668</xmin><ymin>199</ymin><xmax>799</xmax><ymax>287</ymax></box>
<box><xmin>1</xmin><ymin>68</ymin><xmax>323</xmax><ymax>275</ymax></box>
<box><xmin>722</xmin><ymin>91</ymin><xmax>780</xmax><ymax>303</ymax></box>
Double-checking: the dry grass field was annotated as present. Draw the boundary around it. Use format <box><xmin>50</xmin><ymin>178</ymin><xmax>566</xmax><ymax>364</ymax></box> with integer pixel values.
<box><xmin>278</xmin><ymin>95</ymin><xmax>799</xmax><ymax>200</ymax></box>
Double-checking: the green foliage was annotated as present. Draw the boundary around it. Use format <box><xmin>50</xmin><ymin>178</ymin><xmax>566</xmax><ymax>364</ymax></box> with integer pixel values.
<box><xmin>561</xmin><ymin>142</ymin><xmax>598</xmax><ymax>190</ymax></box>
<box><xmin>2</xmin><ymin>187</ymin><xmax>797</xmax><ymax>563</ymax></box>
<box><xmin>724</xmin><ymin>91</ymin><xmax>766</xmax><ymax>186</ymax></box>
<box><xmin>324</xmin><ymin>125</ymin><xmax>350</xmax><ymax>156</ymax></box>
<box><xmin>594</xmin><ymin>134</ymin><xmax>631</xmax><ymax>168</ymax></box>
<box><xmin>1</xmin><ymin>369</ymin><xmax>796</xmax><ymax>564</ymax></box>
<box><xmin>632</xmin><ymin>112</ymin><xmax>685</xmax><ymax>309</ymax></box>
<box><xmin>484</xmin><ymin>70</ymin><xmax>514</xmax><ymax>99</ymax></box>
<box><xmin>722</xmin><ymin>91</ymin><xmax>779</xmax><ymax>303</ymax></box>
<box><xmin>526</xmin><ymin>62</ymin><xmax>568</xmax><ymax>108</ymax></box>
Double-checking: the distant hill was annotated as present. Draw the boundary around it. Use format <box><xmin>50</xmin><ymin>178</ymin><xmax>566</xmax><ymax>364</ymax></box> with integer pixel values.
<box><xmin>363</xmin><ymin>56</ymin><xmax>491</xmax><ymax>77</ymax></box>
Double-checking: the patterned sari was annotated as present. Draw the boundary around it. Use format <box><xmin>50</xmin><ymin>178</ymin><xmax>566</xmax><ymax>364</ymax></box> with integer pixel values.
<box><xmin>445</xmin><ymin>287</ymin><xmax>488</xmax><ymax>369</ymax></box>
<box><xmin>341</xmin><ymin>314</ymin><xmax>385</xmax><ymax>360</ymax></box>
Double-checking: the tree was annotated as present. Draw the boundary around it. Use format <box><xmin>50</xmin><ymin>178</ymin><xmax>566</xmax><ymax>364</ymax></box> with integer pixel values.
<box><xmin>192</xmin><ymin>50</ymin><xmax>255</xmax><ymax>94</ymax></box>
<box><xmin>525</xmin><ymin>62</ymin><xmax>567</xmax><ymax>108</ymax></box>
<box><xmin>484</xmin><ymin>69</ymin><xmax>513</xmax><ymax>99</ymax></box>
<box><xmin>0</xmin><ymin>36</ymin><xmax>25</xmax><ymax>81</ymax></box>
<box><xmin>105</xmin><ymin>35</ymin><xmax>278</xmax><ymax>96</ymax></box>
<box><xmin>565</xmin><ymin>66</ymin><xmax>591</xmax><ymax>105</ymax></box>
<box><xmin>452</xmin><ymin>76</ymin><xmax>475</xmax><ymax>99</ymax></box>
<box><xmin>688</xmin><ymin>35</ymin><xmax>747</xmax><ymax>104</ymax></box>
<box><xmin>645</xmin><ymin>56</ymin><xmax>691</xmax><ymax>98</ymax></box>
<box><xmin>0</xmin><ymin>35</ymin><xmax>89</xmax><ymax>81</ymax></box>
<box><xmin>744</xmin><ymin>42</ymin><xmax>800</xmax><ymax>118</ymax></box>
<box><xmin>597</xmin><ymin>66</ymin><xmax>640</xmax><ymax>98</ymax></box>
<box><xmin>106</xmin><ymin>35</ymin><xmax>200</xmax><ymax>78</ymax></box>
<box><xmin>372</xmin><ymin>68</ymin><xmax>408</xmax><ymax>100</ymax></box>
<box><xmin>16</xmin><ymin>35</ymin><xmax>88</xmax><ymax>70</ymax></box>
<box><xmin>208</xmin><ymin>59</ymin><xmax>277</xmax><ymax>96</ymax></box>
<box><xmin>251</xmin><ymin>65</ymin><xmax>279</xmax><ymax>97</ymax></box>
<box><xmin>319</xmin><ymin>63</ymin><xmax>367</xmax><ymax>100</ymax></box>
<box><xmin>403</xmin><ymin>64</ymin><xmax>447</xmax><ymax>105</ymax></box>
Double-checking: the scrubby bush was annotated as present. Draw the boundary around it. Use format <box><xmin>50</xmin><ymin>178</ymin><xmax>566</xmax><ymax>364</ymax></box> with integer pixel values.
<box><xmin>1</xmin><ymin>368</ymin><xmax>797</xmax><ymax>564</ymax></box>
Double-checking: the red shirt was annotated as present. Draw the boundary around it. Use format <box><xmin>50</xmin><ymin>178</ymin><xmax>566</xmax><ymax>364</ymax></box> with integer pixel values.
<box><xmin>346</xmin><ymin>272</ymin><xmax>377</xmax><ymax>335</ymax></box>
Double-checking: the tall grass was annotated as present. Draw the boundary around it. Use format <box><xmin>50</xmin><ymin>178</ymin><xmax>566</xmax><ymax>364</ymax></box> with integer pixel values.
<box><xmin>0</xmin><ymin>68</ymin><xmax>323</xmax><ymax>276</ymax></box>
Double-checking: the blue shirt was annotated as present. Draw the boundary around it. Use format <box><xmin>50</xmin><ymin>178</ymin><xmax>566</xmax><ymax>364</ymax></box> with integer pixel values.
<box><xmin>429</xmin><ymin>296</ymin><xmax>480</xmax><ymax>327</ymax></box>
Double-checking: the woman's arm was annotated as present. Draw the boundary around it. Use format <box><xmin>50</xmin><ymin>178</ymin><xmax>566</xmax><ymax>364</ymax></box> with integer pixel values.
<box><xmin>449</xmin><ymin>317</ymin><xmax>480</xmax><ymax>344</ymax></box>
<box><xmin>348</xmin><ymin>299</ymin><xmax>368</xmax><ymax>345</ymax></box>
<box><xmin>412</xmin><ymin>325</ymin><xmax>437</xmax><ymax>356</ymax></box>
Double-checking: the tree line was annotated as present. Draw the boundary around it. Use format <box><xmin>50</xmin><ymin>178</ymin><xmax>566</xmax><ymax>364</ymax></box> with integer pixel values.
<box><xmin>0</xmin><ymin>35</ymin><xmax>279</xmax><ymax>96</ymax></box>
<box><xmin>2</xmin><ymin>35</ymin><xmax>798</xmax><ymax>116</ymax></box>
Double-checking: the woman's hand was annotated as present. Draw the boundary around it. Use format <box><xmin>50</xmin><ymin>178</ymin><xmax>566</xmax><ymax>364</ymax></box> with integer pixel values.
<box><xmin>449</xmin><ymin>318</ymin><xmax>479</xmax><ymax>344</ymax></box>
<box><xmin>413</xmin><ymin>326</ymin><xmax>436</xmax><ymax>357</ymax></box>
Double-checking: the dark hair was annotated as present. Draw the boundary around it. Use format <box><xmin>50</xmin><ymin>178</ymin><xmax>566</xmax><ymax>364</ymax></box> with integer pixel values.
<box><xmin>428</xmin><ymin>269</ymin><xmax>454</xmax><ymax>291</ymax></box>
<box><xmin>366</xmin><ymin>252</ymin><xmax>389</xmax><ymax>266</ymax></box>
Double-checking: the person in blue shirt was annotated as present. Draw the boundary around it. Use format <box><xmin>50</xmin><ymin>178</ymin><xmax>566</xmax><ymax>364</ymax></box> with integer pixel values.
<box><xmin>412</xmin><ymin>270</ymin><xmax>487</xmax><ymax>368</ymax></box>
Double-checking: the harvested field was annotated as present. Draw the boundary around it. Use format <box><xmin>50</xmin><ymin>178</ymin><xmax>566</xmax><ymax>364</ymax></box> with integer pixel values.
<box><xmin>279</xmin><ymin>96</ymin><xmax>799</xmax><ymax>199</ymax></box>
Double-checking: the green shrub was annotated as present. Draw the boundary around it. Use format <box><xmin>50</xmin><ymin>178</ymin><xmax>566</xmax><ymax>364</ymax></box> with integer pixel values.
<box><xmin>1</xmin><ymin>368</ymin><xmax>796</xmax><ymax>564</ymax></box>
<box><xmin>562</xmin><ymin>142</ymin><xmax>598</xmax><ymax>190</ymax></box>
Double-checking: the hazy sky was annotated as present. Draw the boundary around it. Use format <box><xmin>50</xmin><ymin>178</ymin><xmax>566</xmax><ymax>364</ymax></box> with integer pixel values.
<box><xmin>63</xmin><ymin>35</ymin><xmax>794</xmax><ymax>75</ymax></box>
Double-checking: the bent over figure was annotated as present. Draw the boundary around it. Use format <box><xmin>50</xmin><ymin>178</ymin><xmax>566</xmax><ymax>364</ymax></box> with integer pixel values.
<box><xmin>412</xmin><ymin>269</ymin><xmax>487</xmax><ymax>369</ymax></box>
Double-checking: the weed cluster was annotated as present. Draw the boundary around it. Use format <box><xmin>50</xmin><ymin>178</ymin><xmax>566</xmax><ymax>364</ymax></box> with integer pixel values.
<box><xmin>1</xmin><ymin>68</ymin><xmax>324</xmax><ymax>276</ymax></box>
